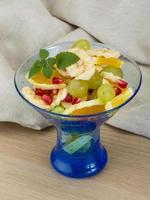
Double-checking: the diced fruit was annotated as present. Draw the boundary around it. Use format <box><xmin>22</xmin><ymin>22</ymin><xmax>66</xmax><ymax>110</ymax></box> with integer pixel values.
<box><xmin>52</xmin><ymin>77</ymin><xmax>64</xmax><ymax>84</ymax></box>
<box><xmin>65</xmin><ymin>94</ymin><xmax>73</xmax><ymax>103</ymax></box>
<box><xmin>72</xmin><ymin>39</ymin><xmax>91</xmax><ymax>51</ymax></box>
<box><xmin>42</xmin><ymin>94</ymin><xmax>53</xmax><ymax>105</ymax></box>
<box><xmin>68</xmin><ymin>80</ymin><xmax>88</xmax><ymax>97</ymax></box>
<box><xmin>97</xmin><ymin>57</ymin><xmax>123</xmax><ymax>68</ymax></box>
<box><xmin>51</xmin><ymin>105</ymin><xmax>64</xmax><ymax>114</ymax></box>
<box><xmin>117</xmin><ymin>79</ymin><xmax>128</xmax><ymax>89</ymax></box>
<box><xmin>25</xmin><ymin>40</ymin><xmax>132</xmax><ymax>116</ymax></box>
<box><xmin>87</xmin><ymin>71</ymin><xmax>102</xmax><ymax>89</ymax></box>
<box><xmin>63</xmin><ymin>135</ymin><xmax>92</xmax><ymax>154</ymax></box>
<box><xmin>105</xmin><ymin>88</ymin><xmax>133</xmax><ymax>110</ymax></box>
<box><xmin>97</xmin><ymin>84</ymin><xmax>115</xmax><ymax>104</ymax></box>
<box><xmin>101</xmin><ymin>66</ymin><xmax>123</xmax><ymax>78</ymax></box>
<box><xmin>72</xmin><ymin>97</ymin><xmax>81</xmax><ymax>104</ymax></box>
<box><xmin>114</xmin><ymin>87</ymin><xmax>122</xmax><ymax>96</ymax></box>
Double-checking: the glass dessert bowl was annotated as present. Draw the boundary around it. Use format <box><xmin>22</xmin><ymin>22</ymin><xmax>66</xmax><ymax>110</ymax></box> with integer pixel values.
<box><xmin>14</xmin><ymin>41</ymin><xmax>142</xmax><ymax>178</ymax></box>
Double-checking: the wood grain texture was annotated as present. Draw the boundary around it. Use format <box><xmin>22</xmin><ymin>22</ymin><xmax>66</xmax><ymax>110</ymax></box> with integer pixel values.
<box><xmin>0</xmin><ymin>122</ymin><xmax>149</xmax><ymax>200</ymax></box>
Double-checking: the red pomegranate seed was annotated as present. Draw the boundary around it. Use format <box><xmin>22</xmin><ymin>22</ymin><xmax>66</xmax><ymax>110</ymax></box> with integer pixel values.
<box><xmin>42</xmin><ymin>94</ymin><xmax>53</xmax><ymax>105</ymax></box>
<box><xmin>115</xmin><ymin>87</ymin><xmax>122</xmax><ymax>96</ymax></box>
<box><xmin>65</xmin><ymin>94</ymin><xmax>73</xmax><ymax>103</ymax></box>
<box><xmin>52</xmin><ymin>77</ymin><xmax>64</xmax><ymax>84</ymax></box>
<box><xmin>35</xmin><ymin>88</ymin><xmax>44</xmax><ymax>96</ymax></box>
<box><xmin>51</xmin><ymin>89</ymin><xmax>59</xmax><ymax>95</ymax></box>
<box><xmin>72</xmin><ymin>97</ymin><xmax>81</xmax><ymax>105</ymax></box>
<box><xmin>118</xmin><ymin>79</ymin><xmax>128</xmax><ymax>89</ymax></box>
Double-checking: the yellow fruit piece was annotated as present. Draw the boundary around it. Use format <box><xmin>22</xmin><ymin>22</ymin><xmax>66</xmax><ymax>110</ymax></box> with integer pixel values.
<box><xmin>27</xmin><ymin>70</ymin><xmax>66</xmax><ymax>90</ymax></box>
<box><xmin>105</xmin><ymin>88</ymin><xmax>133</xmax><ymax>110</ymax></box>
<box><xmin>71</xmin><ymin>105</ymin><xmax>105</xmax><ymax>115</ymax></box>
<box><xmin>97</xmin><ymin>57</ymin><xmax>123</xmax><ymax>68</ymax></box>
<box><xmin>30</xmin><ymin>70</ymin><xmax>62</xmax><ymax>84</ymax></box>
<box><xmin>64</xmin><ymin>99</ymin><xmax>103</xmax><ymax>115</ymax></box>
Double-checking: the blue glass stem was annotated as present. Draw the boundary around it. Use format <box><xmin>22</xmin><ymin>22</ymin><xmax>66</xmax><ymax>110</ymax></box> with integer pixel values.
<box><xmin>50</xmin><ymin>121</ymin><xmax>108</xmax><ymax>178</ymax></box>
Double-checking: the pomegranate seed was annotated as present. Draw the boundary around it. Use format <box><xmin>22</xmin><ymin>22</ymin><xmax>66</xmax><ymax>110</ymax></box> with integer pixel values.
<box><xmin>65</xmin><ymin>94</ymin><xmax>73</xmax><ymax>103</ymax></box>
<box><xmin>114</xmin><ymin>87</ymin><xmax>122</xmax><ymax>96</ymax></box>
<box><xmin>51</xmin><ymin>89</ymin><xmax>59</xmax><ymax>95</ymax></box>
<box><xmin>52</xmin><ymin>77</ymin><xmax>64</xmax><ymax>84</ymax></box>
<box><xmin>72</xmin><ymin>97</ymin><xmax>81</xmax><ymax>105</ymax></box>
<box><xmin>118</xmin><ymin>79</ymin><xmax>128</xmax><ymax>89</ymax></box>
<box><xmin>42</xmin><ymin>94</ymin><xmax>53</xmax><ymax>105</ymax></box>
<box><xmin>35</xmin><ymin>88</ymin><xmax>44</xmax><ymax>96</ymax></box>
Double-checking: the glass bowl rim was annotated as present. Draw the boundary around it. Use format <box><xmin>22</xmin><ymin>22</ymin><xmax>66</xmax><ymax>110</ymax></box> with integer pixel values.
<box><xmin>14</xmin><ymin>41</ymin><xmax>142</xmax><ymax>119</ymax></box>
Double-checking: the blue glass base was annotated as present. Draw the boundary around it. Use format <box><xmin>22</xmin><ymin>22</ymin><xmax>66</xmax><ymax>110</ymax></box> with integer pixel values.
<box><xmin>50</xmin><ymin>144</ymin><xmax>108</xmax><ymax>178</ymax></box>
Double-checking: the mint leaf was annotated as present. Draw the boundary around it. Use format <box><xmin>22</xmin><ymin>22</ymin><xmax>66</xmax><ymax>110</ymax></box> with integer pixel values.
<box><xmin>42</xmin><ymin>64</ymin><xmax>53</xmax><ymax>78</ymax></box>
<box><xmin>48</xmin><ymin>57</ymin><xmax>56</xmax><ymax>66</ymax></box>
<box><xmin>40</xmin><ymin>49</ymin><xmax>49</xmax><ymax>59</ymax></box>
<box><xmin>43</xmin><ymin>58</ymin><xmax>56</xmax><ymax>78</ymax></box>
<box><xmin>56</xmin><ymin>52</ymin><xmax>80</xmax><ymax>69</ymax></box>
<box><xmin>40</xmin><ymin>59</ymin><xmax>47</xmax><ymax>67</ymax></box>
<box><xmin>28</xmin><ymin>60</ymin><xmax>42</xmax><ymax>78</ymax></box>
<box><xmin>42</xmin><ymin>58</ymin><xmax>56</xmax><ymax>78</ymax></box>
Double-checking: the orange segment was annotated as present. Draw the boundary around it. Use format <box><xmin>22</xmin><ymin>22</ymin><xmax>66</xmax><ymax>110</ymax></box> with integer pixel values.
<box><xmin>71</xmin><ymin>105</ymin><xmax>105</xmax><ymax>115</ymax></box>
<box><xmin>97</xmin><ymin>57</ymin><xmax>123</xmax><ymax>68</ymax></box>
<box><xmin>105</xmin><ymin>88</ymin><xmax>133</xmax><ymax>110</ymax></box>
<box><xmin>31</xmin><ymin>70</ymin><xmax>62</xmax><ymax>84</ymax></box>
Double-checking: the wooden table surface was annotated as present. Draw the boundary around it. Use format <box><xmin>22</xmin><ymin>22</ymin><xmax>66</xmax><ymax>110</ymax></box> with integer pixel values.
<box><xmin>0</xmin><ymin>122</ymin><xmax>149</xmax><ymax>200</ymax></box>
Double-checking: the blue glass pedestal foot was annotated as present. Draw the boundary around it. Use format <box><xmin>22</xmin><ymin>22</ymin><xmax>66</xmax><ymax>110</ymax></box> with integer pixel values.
<box><xmin>50</xmin><ymin>145</ymin><xmax>108</xmax><ymax>178</ymax></box>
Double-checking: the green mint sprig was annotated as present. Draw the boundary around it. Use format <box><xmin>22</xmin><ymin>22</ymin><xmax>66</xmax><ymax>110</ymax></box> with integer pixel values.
<box><xmin>28</xmin><ymin>49</ymin><xmax>80</xmax><ymax>79</ymax></box>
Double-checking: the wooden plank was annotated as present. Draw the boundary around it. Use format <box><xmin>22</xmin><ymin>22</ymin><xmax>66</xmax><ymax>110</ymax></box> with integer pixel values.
<box><xmin>0</xmin><ymin>122</ymin><xmax>149</xmax><ymax>200</ymax></box>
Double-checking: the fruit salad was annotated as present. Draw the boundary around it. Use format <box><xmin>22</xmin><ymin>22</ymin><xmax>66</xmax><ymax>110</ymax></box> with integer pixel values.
<box><xmin>21</xmin><ymin>39</ymin><xmax>133</xmax><ymax>115</ymax></box>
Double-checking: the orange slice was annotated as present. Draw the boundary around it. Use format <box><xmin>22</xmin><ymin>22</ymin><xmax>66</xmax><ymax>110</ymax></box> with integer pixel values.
<box><xmin>71</xmin><ymin>105</ymin><xmax>105</xmax><ymax>115</ymax></box>
<box><xmin>97</xmin><ymin>57</ymin><xmax>123</xmax><ymax>68</ymax></box>
<box><xmin>63</xmin><ymin>99</ymin><xmax>104</xmax><ymax>115</ymax></box>
<box><xmin>27</xmin><ymin>70</ymin><xmax>66</xmax><ymax>90</ymax></box>
<box><xmin>30</xmin><ymin>70</ymin><xmax>61</xmax><ymax>84</ymax></box>
<box><xmin>105</xmin><ymin>88</ymin><xmax>133</xmax><ymax>110</ymax></box>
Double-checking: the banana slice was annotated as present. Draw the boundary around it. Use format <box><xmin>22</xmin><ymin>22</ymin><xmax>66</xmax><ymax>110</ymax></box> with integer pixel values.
<box><xmin>22</xmin><ymin>86</ymin><xmax>68</xmax><ymax>111</ymax></box>
<box><xmin>52</xmin><ymin>87</ymin><xmax>68</xmax><ymax>107</ymax></box>
<box><xmin>21</xmin><ymin>86</ymin><xmax>52</xmax><ymax>110</ymax></box>
<box><xmin>88</xmin><ymin>48</ymin><xmax>120</xmax><ymax>58</ymax></box>
<box><xmin>102</xmin><ymin>72</ymin><xmax>120</xmax><ymax>83</ymax></box>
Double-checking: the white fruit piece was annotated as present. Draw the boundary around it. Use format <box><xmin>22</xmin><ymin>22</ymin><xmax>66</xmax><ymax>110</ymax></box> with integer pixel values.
<box><xmin>87</xmin><ymin>48</ymin><xmax>120</xmax><ymax>58</ymax></box>
<box><xmin>102</xmin><ymin>72</ymin><xmax>121</xmax><ymax>83</ymax></box>
<box><xmin>51</xmin><ymin>87</ymin><xmax>68</xmax><ymax>107</ymax></box>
